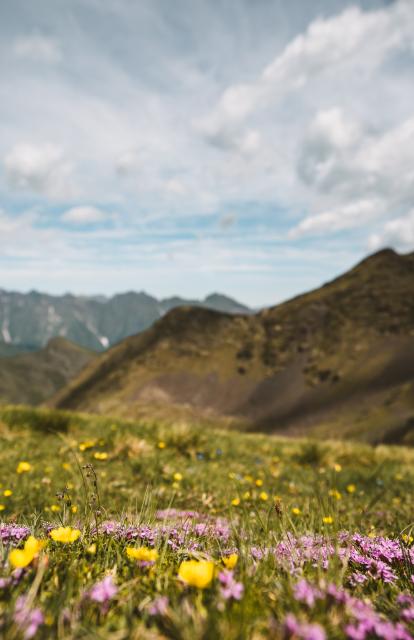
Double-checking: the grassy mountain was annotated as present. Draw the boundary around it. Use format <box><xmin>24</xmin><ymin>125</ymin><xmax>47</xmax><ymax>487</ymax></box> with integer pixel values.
<box><xmin>0</xmin><ymin>289</ymin><xmax>250</xmax><ymax>352</ymax></box>
<box><xmin>0</xmin><ymin>337</ymin><xmax>96</xmax><ymax>405</ymax></box>
<box><xmin>50</xmin><ymin>249</ymin><xmax>414</xmax><ymax>443</ymax></box>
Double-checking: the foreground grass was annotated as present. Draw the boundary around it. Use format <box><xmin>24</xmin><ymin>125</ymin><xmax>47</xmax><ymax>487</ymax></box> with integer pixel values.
<box><xmin>0</xmin><ymin>405</ymin><xmax>414</xmax><ymax>639</ymax></box>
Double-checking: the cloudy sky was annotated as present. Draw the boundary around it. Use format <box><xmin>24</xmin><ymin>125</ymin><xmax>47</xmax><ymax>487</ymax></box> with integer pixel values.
<box><xmin>1</xmin><ymin>0</ymin><xmax>413</xmax><ymax>306</ymax></box>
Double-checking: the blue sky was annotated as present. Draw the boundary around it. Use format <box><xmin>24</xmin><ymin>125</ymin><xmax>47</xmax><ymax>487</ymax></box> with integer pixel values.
<box><xmin>0</xmin><ymin>0</ymin><xmax>413</xmax><ymax>306</ymax></box>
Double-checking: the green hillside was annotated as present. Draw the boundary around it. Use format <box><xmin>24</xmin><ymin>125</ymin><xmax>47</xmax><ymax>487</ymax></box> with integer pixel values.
<box><xmin>0</xmin><ymin>405</ymin><xmax>413</xmax><ymax>639</ymax></box>
<box><xmin>0</xmin><ymin>337</ymin><xmax>96</xmax><ymax>405</ymax></box>
<box><xmin>51</xmin><ymin>249</ymin><xmax>414</xmax><ymax>444</ymax></box>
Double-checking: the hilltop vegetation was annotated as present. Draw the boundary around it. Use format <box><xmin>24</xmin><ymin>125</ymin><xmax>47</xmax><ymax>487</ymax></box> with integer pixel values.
<box><xmin>0</xmin><ymin>406</ymin><xmax>414</xmax><ymax>639</ymax></box>
<box><xmin>51</xmin><ymin>249</ymin><xmax>414</xmax><ymax>444</ymax></box>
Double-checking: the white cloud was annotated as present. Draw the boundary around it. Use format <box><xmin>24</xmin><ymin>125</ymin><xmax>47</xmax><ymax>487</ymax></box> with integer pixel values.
<box><xmin>197</xmin><ymin>1</ymin><xmax>414</xmax><ymax>152</ymax></box>
<box><xmin>62</xmin><ymin>206</ymin><xmax>110</xmax><ymax>225</ymax></box>
<box><xmin>291</xmin><ymin>111</ymin><xmax>414</xmax><ymax>237</ymax></box>
<box><xmin>369</xmin><ymin>209</ymin><xmax>414</xmax><ymax>251</ymax></box>
<box><xmin>164</xmin><ymin>179</ymin><xmax>187</xmax><ymax>196</ymax></box>
<box><xmin>290</xmin><ymin>199</ymin><xmax>381</xmax><ymax>238</ymax></box>
<box><xmin>4</xmin><ymin>142</ymin><xmax>74</xmax><ymax>200</ymax></box>
<box><xmin>13</xmin><ymin>34</ymin><xmax>61</xmax><ymax>63</ymax></box>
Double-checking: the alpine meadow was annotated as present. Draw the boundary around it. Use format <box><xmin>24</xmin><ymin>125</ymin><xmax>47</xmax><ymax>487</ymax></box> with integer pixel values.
<box><xmin>1</xmin><ymin>1</ymin><xmax>414</xmax><ymax>639</ymax></box>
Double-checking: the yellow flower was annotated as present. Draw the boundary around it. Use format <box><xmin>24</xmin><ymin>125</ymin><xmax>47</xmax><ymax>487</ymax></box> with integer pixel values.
<box><xmin>231</xmin><ymin>498</ymin><xmax>240</xmax><ymax>506</ymax></box>
<box><xmin>0</xmin><ymin>504</ymin><xmax>5</xmax><ymax>511</ymax></box>
<box><xmin>255</xmin><ymin>479</ymin><xmax>263</xmax><ymax>487</ymax></box>
<box><xmin>158</xmin><ymin>441</ymin><xmax>166</xmax><ymax>449</ymax></box>
<box><xmin>242</xmin><ymin>491</ymin><xmax>251</xmax><ymax>500</ymax></box>
<box><xmin>222</xmin><ymin>554</ymin><xmax>238</xmax><ymax>569</ymax></box>
<box><xmin>323</xmin><ymin>516</ymin><xmax>334</xmax><ymax>525</ymax></box>
<box><xmin>291</xmin><ymin>507</ymin><xmax>301</xmax><ymax>516</ymax></box>
<box><xmin>172</xmin><ymin>482</ymin><xmax>180</xmax><ymax>490</ymax></box>
<box><xmin>50</xmin><ymin>527</ymin><xmax>81</xmax><ymax>543</ymax></box>
<box><xmin>395</xmin><ymin>473</ymin><xmax>403</xmax><ymax>481</ymax></box>
<box><xmin>16</xmin><ymin>461</ymin><xmax>32</xmax><ymax>474</ymax></box>
<box><xmin>93</xmin><ymin>452</ymin><xmax>108</xmax><ymax>461</ymax></box>
<box><xmin>346</xmin><ymin>484</ymin><xmax>356</xmax><ymax>494</ymax></box>
<box><xmin>71</xmin><ymin>505</ymin><xmax>78</xmax><ymax>514</ymax></box>
<box><xmin>178</xmin><ymin>560</ymin><xmax>215</xmax><ymax>589</ymax></box>
<box><xmin>332</xmin><ymin>463</ymin><xmax>342</xmax><ymax>472</ymax></box>
<box><xmin>3</xmin><ymin>490</ymin><xmax>12</xmax><ymax>497</ymax></box>
<box><xmin>328</xmin><ymin>489</ymin><xmax>341</xmax><ymax>500</ymax></box>
<box><xmin>9</xmin><ymin>536</ymin><xmax>45</xmax><ymax>568</ymax></box>
<box><xmin>50</xmin><ymin>505</ymin><xmax>61</xmax><ymax>512</ymax></box>
<box><xmin>87</xmin><ymin>543</ymin><xmax>97</xmax><ymax>555</ymax></box>
<box><xmin>62</xmin><ymin>462</ymin><xmax>71</xmax><ymax>471</ymax></box>
<box><xmin>173</xmin><ymin>472</ymin><xmax>183</xmax><ymax>482</ymax></box>
<box><xmin>79</xmin><ymin>440</ymin><xmax>96</xmax><ymax>452</ymax></box>
<box><xmin>259</xmin><ymin>491</ymin><xmax>269</xmax><ymax>501</ymax></box>
<box><xmin>126</xmin><ymin>546</ymin><xmax>158</xmax><ymax>562</ymax></box>
<box><xmin>244</xmin><ymin>475</ymin><xmax>254</xmax><ymax>483</ymax></box>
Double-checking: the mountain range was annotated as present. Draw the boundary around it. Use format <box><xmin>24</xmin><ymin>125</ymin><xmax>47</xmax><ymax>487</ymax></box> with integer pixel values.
<box><xmin>0</xmin><ymin>290</ymin><xmax>250</xmax><ymax>352</ymax></box>
<box><xmin>49</xmin><ymin>248</ymin><xmax>414</xmax><ymax>444</ymax></box>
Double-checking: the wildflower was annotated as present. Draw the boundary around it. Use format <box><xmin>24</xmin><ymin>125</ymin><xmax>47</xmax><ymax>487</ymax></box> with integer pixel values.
<box><xmin>62</xmin><ymin>462</ymin><xmax>71</xmax><ymax>471</ymax></box>
<box><xmin>328</xmin><ymin>489</ymin><xmax>341</xmax><ymax>500</ymax></box>
<box><xmin>322</xmin><ymin>516</ymin><xmax>334</xmax><ymax>525</ymax></box>
<box><xmin>14</xmin><ymin>596</ymin><xmax>44</xmax><ymax>640</ymax></box>
<box><xmin>71</xmin><ymin>505</ymin><xmax>78</xmax><ymax>514</ymax></box>
<box><xmin>284</xmin><ymin>613</ymin><xmax>326</xmax><ymax>640</ymax></box>
<box><xmin>87</xmin><ymin>575</ymin><xmax>117</xmax><ymax>612</ymax></box>
<box><xmin>231</xmin><ymin>498</ymin><xmax>240</xmax><ymax>506</ymax></box>
<box><xmin>218</xmin><ymin>570</ymin><xmax>244</xmax><ymax>600</ymax></box>
<box><xmin>0</xmin><ymin>504</ymin><xmax>5</xmax><ymax>511</ymax></box>
<box><xmin>149</xmin><ymin>596</ymin><xmax>169</xmax><ymax>616</ymax></box>
<box><xmin>16</xmin><ymin>461</ymin><xmax>32</xmax><ymax>474</ymax></box>
<box><xmin>126</xmin><ymin>546</ymin><xmax>158</xmax><ymax>563</ymax></box>
<box><xmin>79</xmin><ymin>440</ymin><xmax>96</xmax><ymax>451</ymax></box>
<box><xmin>157</xmin><ymin>441</ymin><xmax>166</xmax><ymax>449</ymax></box>
<box><xmin>93</xmin><ymin>452</ymin><xmax>108</xmax><ymax>461</ymax></box>
<box><xmin>4</xmin><ymin>489</ymin><xmax>13</xmax><ymax>497</ymax></box>
<box><xmin>292</xmin><ymin>507</ymin><xmax>301</xmax><ymax>515</ymax></box>
<box><xmin>242</xmin><ymin>491</ymin><xmax>251</xmax><ymax>500</ymax></box>
<box><xmin>178</xmin><ymin>559</ymin><xmax>215</xmax><ymax>589</ymax></box>
<box><xmin>332</xmin><ymin>463</ymin><xmax>342</xmax><ymax>472</ymax></box>
<box><xmin>402</xmin><ymin>534</ymin><xmax>413</xmax><ymax>545</ymax></box>
<box><xmin>87</xmin><ymin>543</ymin><xmax>97</xmax><ymax>555</ymax></box>
<box><xmin>259</xmin><ymin>491</ymin><xmax>269</xmax><ymax>501</ymax></box>
<box><xmin>50</xmin><ymin>527</ymin><xmax>81</xmax><ymax>543</ymax></box>
<box><xmin>294</xmin><ymin>580</ymin><xmax>316</xmax><ymax>607</ymax></box>
<box><xmin>346</xmin><ymin>484</ymin><xmax>356</xmax><ymax>494</ymax></box>
<box><xmin>50</xmin><ymin>505</ymin><xmax>60</xmax><ymax>512</ymax></box>
<box><xmin>255</xmin><ymin>479</ymin><xmax>263</xmax><ymax>487</ymax></box>
<box><xmin>222</xmin><ymin>553</ymin><xmax>238</xmax><ymax>570</ymax></box>
<box><xmin>9</xmin><ymin>536</ymin><xmax>45</xmax><ymax>569</ymax></box>
<box><xmin>173</xmin><ymin>472</ymin><xmax>183</xmax><ymax>482</ymax></box>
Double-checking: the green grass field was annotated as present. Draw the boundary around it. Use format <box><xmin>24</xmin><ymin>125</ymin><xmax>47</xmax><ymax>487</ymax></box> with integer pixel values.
<box><xmin>1</xmin><ymin>405</ymin><xmax>414</xmax><ymax>639</ymax></box>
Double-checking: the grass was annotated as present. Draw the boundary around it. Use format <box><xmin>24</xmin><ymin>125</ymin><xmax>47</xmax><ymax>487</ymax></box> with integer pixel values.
<box><xmin>0</xmin><ymin>405</ymin><xmax>414</xmax><ymax>639</ymax></box>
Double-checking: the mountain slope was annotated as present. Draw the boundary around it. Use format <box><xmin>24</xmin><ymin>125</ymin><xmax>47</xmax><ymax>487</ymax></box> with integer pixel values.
<box><xmin>0</xmin><ymin>337</ymin><xmax>96</xmax><ymax>405</ymax></box>
<box><xmin>50</xmin><ymin>249</ymin><xmax>414</xmax><ymax>443</ymax></box>
<box><xmin>0</xmin><ymin>289</ymin><xmax>250</xmax><ymax>352</ymax></box>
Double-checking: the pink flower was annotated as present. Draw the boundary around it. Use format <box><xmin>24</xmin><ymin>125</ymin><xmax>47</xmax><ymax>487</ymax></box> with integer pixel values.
<box><xmin>87</xmin><ymin>575</ymin><xmax>117</xmax><ymax>613</ymax></box>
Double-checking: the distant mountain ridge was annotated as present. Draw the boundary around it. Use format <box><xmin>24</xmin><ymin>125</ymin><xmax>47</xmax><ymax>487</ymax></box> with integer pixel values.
<box><xmin>50</xmin><ymin>249</ymin><xmax>414</xmax><ymax>445</ymax></box>
<box><xmin>0</xmin><ymin>289</ymin><xmax>250</xmax><ymax>352</ymax></box>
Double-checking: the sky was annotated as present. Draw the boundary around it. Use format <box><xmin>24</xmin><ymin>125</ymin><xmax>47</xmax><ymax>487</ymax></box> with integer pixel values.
<box><xmin>1</xmin><ymin>0</ymin><xmax>413</xmax><ymax>307</ymax></box>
